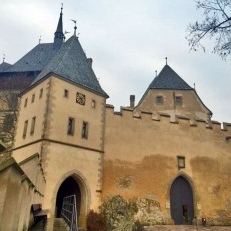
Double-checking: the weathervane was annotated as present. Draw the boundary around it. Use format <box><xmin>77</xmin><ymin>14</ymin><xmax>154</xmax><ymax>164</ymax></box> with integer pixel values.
<box><xmin>71</xmin><ymin>19</ymin><xmax>77</xmax><ymax>35</ymax></box>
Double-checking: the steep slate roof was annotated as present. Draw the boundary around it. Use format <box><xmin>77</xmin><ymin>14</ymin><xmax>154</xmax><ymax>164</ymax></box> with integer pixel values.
<box><xmin>31</xmin><ymin>35</ymin><xmax>108</xmax><ymax>97</ymax></box>
<box><xmin>4</xmin><ymin>43</ymin><xmax>60</xmax><ymax>73</ymax></box>
<box><xmin>149</xmin><ymin>64</ymin><xmax>193</xmax><ymax>90</ymax></box>
<box><xmin>0</xmin><ymin>7</ymin><xmax>64</xmax><ymax>74</ymax></box>
<box><xmin>0</xmin><ymin>62</ymin><xmax>12</xmax><ymax>72</ymax></box>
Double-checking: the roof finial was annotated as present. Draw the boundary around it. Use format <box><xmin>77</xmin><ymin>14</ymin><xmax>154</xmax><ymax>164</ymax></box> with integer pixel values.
<box><xmin>165</xmin><ymin>57</ymin><xmax>168</xmax><ymax>65</ymax></box>
<box><xmin>54</xmin><ymin>4</ymin><xmax>64</xmax><ymax>48</ymax></box>
<box><xmin>3</xmin><ymin>54</ymin><xmax>5</xmax><ymax>63</ymax></box>
<box><xmin>155</xmin><ymin>70</ymin><xmax>157</xmax><ymax>77</ymax></box>
<box><xmin>39</xmin><ymin>35</ymin><xmax>41</xmax><ymax>44</ymax></box>
<box><xmin>194</xmin><ymin>83</ymin><xmax>196</xmax><ymax>89</ymax></box>
<box><xmin>71</xmin><ymin>19</ymin><xmax>77</xmax><ymax>36</ymax></box>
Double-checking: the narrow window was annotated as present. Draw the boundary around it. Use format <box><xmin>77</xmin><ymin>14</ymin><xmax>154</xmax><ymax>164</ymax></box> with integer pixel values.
<box><xmin>91</xmin><ymin>100</ymin><xmax>96</xmax><ymax>108</ymax></box>
<box><xmin>39</xmin><ymin>88</ymin><xmax>43</xmax><ymax>98</ymax></box>
<box><xmin>31</xmin><ymin>94</ymin><xmax>35</xmax><ymax>103</ymax></box>
<box><xmin>24</xmin><ymin>98</ymin><xmax>28</xmax><ymax>107</ymax></box>
<box><xmin>82</xmin><ymin>121</ymin><xmax>88</xmax><ymax>139</ymax></box>
<box><xmin>64</xmin><ymin>89</ymin><xmax>69</xmax><ymax>98</ymax></box>
<box><xmin>175</xmin><ymin>96</ymin><xmax>182</xmax><ymax>105</ymax></box>
<box><xmin>23</xmin><ymin>120</ymin><xmax>28</xmax><ymax>138</ymax></box>
<box><xmin>177</xmin><ymin>156</ymin><xmax>185</xmax><ymax>169</ymax></box>
<box><xmin>156</xmin><ymin>95</ymin><xmax>163</xmax><ymax>105</ymax></box>
<box><xmin>30</xmin><ymin>117</ymin><xmax>36</xmax><ymax>135</ymax></box>
<box><xmin>67</xmin><ymin>117</ymin><xmax>75</xmax><ymax>135</ymax></box>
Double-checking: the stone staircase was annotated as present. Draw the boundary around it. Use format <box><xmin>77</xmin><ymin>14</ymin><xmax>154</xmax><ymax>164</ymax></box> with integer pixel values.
<box><xmin>45</xmin><ymin>218</ymin><xmax>69</xmax><ymax>231</ymax></box>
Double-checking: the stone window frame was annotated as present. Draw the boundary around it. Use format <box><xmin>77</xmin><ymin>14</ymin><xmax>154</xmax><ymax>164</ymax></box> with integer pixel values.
<box><xmin>64</xmin><ymin>89</ymin><xmax>69</xmax><ymax>98</ymax></box>
<box><xmin>23</xmin><ymin>120</ymin><xmax>28</xmax><ymax>138</ymax></box>
<box><xmin>175</xmin><ymin>96</ymin><xmax>183</xmax><ymax>105</ymax></box>
<box><xmin>82</xmin><ymin>121</ymin><xmax>89</xmax><ymax>139</ymax></box>
<box><xmin>67</xmin><ymin>117</ymin><xmax>75</xmax><ymax>135</ymax></box>
<box><xmin>30</xmin><ymin>116</ymin><xmax>36</xmax><ymax>135</ymax></box>
<box><xmin>156</xmin><ymin>95</ymin><xmax>164</xmax><ymax>105</ymax></box>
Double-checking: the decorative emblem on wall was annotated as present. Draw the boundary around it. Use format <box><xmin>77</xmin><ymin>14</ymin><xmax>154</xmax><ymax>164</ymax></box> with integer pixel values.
<box><xmin>76</xmin><ymin>92</ymin><xmax>86</xmax><ymax>105</ymax></box>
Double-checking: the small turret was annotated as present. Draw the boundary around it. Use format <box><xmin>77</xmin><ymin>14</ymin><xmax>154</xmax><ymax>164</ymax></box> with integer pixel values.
<box><xmin>54</xmin><ymin>5</ymin><xmax>64</xmax><ymax>49</ymax></box>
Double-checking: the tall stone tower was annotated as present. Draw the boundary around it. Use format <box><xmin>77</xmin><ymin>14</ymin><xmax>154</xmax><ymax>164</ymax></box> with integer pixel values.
<box><xmin>12</xmin><ymin>16</ymin><xmax>108</xmax><ymax>229</ymax></box>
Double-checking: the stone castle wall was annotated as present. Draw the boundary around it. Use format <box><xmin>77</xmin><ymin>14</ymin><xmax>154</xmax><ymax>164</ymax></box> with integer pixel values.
<box><xmin>103</xmin><ymin>105</ymin><xmax>231</xmax><ymax>225</ymax></box>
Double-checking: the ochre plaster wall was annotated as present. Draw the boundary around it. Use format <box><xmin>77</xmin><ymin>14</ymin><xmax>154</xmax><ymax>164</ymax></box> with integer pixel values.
<box><xmin>41</xmin><ymin>142</ymin><xmax>103</xmax><ymax>228</ymax></box>
<box><xmin>103</xmin><ymin>106</ymin><xmax>231</xmax><ymax>224</ymax></box>
<box><xmin>136</xmin><ymin>89</ymin><xmax>211</xmax><ymax>121</ymax></box>
<box><xmin>0</xmin><ymin>159</ymin><xmax>44</xmax><ymax>230</ymax></box>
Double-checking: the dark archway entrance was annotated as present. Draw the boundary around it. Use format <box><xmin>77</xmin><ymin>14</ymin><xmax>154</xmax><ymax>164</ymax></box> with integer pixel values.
<box><xmin>56</xmin><ymin>176</ymin><xmax>81</xmax><ymax>219</ymax></box>
<box><xmin>170</xmin><ymin>176</ymin><xmax>194</xmax><ymax>225</ymax></box>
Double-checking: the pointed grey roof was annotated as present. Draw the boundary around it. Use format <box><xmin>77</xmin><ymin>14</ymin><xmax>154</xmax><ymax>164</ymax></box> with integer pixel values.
<box><xmin>31</xmin><ymin>35</ymin><xmax>108</xmax><ymax>97</ymax></box>
<box><xmin>3</xmin><ymin>43</ymin><xmax>60</xmax><ymax>73</ymax></box>
<box><xmin>149</xmin><ymin>65</ymin><xmax>193</xmax><ymax>90</ymax></box>
<box><xmin>0</xmin><ymin>62</ymin><xmax>12</xmax><ymax>72</ymax></box>
<box><xmin>54</xmin><ymin>7</ymin><xmax>64</xmax><ymax>48</ymax></box>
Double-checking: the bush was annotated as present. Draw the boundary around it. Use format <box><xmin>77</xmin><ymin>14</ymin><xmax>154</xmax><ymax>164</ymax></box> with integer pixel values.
<box><xmin>86</xmin><ymin>210</ymin><xmax>106</xmax><ymax>231</ymax></box>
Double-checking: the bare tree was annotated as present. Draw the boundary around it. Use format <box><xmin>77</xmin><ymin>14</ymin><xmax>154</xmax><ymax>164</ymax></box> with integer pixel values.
<box><xmin>186</xmin><ymin>0</ymin><xmax>231</xmax><ymax>59</ymax></box>
<box><xmin>0</xmin><ymin>90</ymin><xmax>19</xmax><ymax>150</ymax></box>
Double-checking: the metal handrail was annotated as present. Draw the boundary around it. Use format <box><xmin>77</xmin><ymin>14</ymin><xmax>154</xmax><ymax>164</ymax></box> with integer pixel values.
<box><xmin>61</xmin><ymin>195</ymin><xmax>78</xmax><ymax>231</ymax></box>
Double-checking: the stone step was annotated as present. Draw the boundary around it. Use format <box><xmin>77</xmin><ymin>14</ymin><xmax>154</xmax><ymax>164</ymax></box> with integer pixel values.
<box><xmin>45</xmin><ymin>218</ymin><xmax>70</xmax><ymax>231</ymax></box>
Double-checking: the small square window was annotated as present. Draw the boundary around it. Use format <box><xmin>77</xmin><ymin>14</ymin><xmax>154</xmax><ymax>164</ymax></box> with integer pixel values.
<box><xmin>175</xmin><ymin>96</ymin><xmax>182</xmax><ymax>105</ymax></box>
<box><xmin>31</xmin><ymin>94</ymin><xmax>35</xmax><ymax>103</ymax></box>
<box><xmin>39</xmin><ymin>88</ymin><xmax>43</xmax><ymax>98</ymax></box>
<box><xmin>64</xmin><ymin>89</ymin><xmax>69</xmax><ymax>98</ymax></box>
<box><xmin>156</xmin><ymin>96</ymin><xmax>163</xmax><ymax>105</ymax></box>
<box><xmin>67</xmin><ymin>117</ymin><xmax>75</xmax><ymax>135</ymax></box>
<box><xmin>82</xmin><ymin>121</ymin><xmax>88</xmax><ymax>139</ymax></box>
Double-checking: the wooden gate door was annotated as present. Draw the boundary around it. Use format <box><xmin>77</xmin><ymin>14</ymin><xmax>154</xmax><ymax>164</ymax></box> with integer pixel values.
<box><xmin>170</xmin><ymin>176</ymin><xmax>194</xmax><ymax>224</ymax></box>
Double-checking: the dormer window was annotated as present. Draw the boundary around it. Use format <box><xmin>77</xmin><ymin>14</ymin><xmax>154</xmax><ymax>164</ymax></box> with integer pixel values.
<box><xmin>156</xmin><ymin>95</ymin><xmax>163</xmax><ymax>105</ymax></box>
<box><xmin>175</xmin><ymin>96</ymin><xmax>182</xmax><ymax>105</ymax></box>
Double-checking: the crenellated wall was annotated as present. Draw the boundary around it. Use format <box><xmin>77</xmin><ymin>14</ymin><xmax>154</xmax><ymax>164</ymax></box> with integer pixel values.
<box><xmin>102</xmin><ymin>104</ymin><xmax>231</xmax><ymax>225</ymax></box>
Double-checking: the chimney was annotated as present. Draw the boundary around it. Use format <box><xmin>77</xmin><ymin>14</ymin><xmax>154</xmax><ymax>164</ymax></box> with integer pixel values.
<box><xmin>87</xmin><ymin>58</ymin><xmax>93</xmax><ymax>67</ymax></box>
<box><xmin>130</xmin><ymin>95</ymin><xmax>135</xmax><ymax>108</ymax></box>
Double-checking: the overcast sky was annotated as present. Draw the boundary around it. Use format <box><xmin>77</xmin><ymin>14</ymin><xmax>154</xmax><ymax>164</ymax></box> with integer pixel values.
<box><xmin>0</xmin><ymin>0</ymin><xmax>230</xmax><ymax>124</ymax></box>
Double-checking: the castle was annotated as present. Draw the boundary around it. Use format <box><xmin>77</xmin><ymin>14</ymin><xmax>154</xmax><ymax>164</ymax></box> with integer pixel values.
<box><xmin>0</xmin><ymin>7</ymin><xmax>231</xmax><ymax>231</ymax></box>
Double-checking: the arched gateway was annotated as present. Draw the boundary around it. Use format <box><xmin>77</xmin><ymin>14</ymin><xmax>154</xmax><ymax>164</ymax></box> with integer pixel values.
<box><xmin>170</xmin><ymin>176</ymin><xmax>194</xmax><ymax>225</ymax></box>
<box><xmin>55</xmin><ymin>174</ymin><xmax>89</xmax><ymax>228</ymax></box>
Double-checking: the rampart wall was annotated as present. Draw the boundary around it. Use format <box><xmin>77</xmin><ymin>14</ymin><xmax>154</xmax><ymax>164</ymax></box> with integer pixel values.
<box><xmin>103</xmin><ymin>105</ymin><xmax>231</xmax><ymax>225</ymax></box>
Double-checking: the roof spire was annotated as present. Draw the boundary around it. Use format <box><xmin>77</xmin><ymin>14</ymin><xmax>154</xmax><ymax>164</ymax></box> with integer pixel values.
<box><xmin>165</xmin><ymin>57</ymin><xmax>168</xmax><ymax>65</ymax></box>
<box><xmin>71</xmin><ymin>19</ymin><xmax>77</xmax><ymax>36</ymax></box>
<box><xmin>54</xmin><ymin>3</ymin><xmax>64</xmax><ymax>48</ymax></box>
